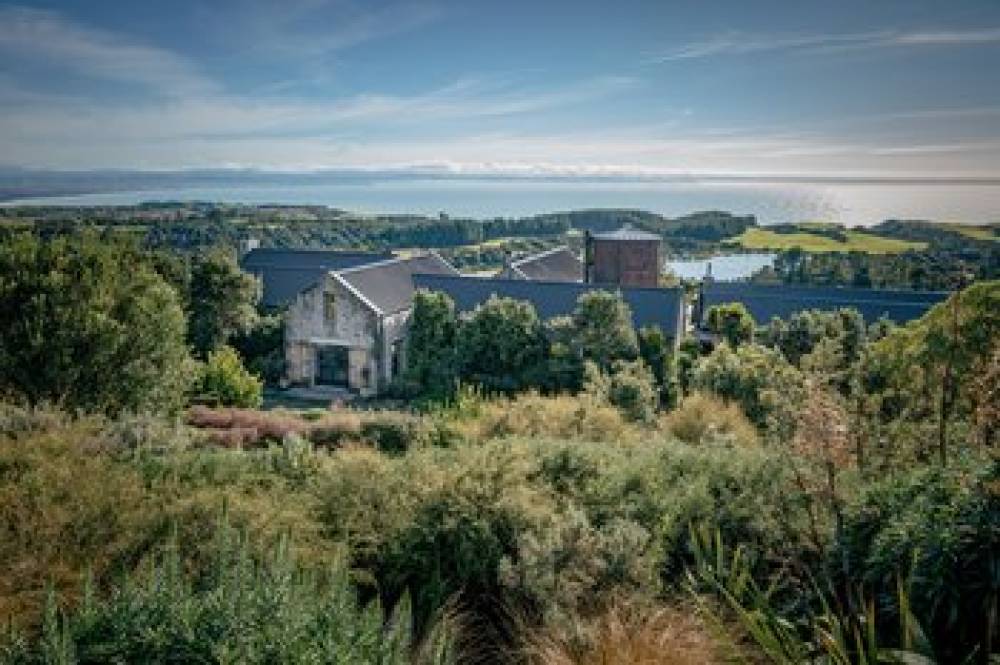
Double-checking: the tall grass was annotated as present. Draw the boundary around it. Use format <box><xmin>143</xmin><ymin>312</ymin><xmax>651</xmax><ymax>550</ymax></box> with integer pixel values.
<box><xmin>0</xmin><ymin>521</ymin><xmax>458</xmax><ymax>664</ymax></box>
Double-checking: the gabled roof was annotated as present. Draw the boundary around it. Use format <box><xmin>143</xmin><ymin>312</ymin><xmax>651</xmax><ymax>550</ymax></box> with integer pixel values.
<box><xmin>241</xmin><ymin>248</ymin><xmax>393</xmax><ymax>307</ymax></box>
<box><xmin>700</xmin><ymin>282</ymin><xmax>950</xmax><ymax>324</ymax></box>
<box><xmin>591</xmin><ymin>224</ymin><xmax>661</xmax><ymax>241</ymax></box>
<box><xmin>508</xmin><ymin>246</ymin><xmax>583</xmax><ymax>282</ymax></box>
<box><xmin>337</xmin><ymin>252</ymin><xmax>459</xmax><ymax>315</ymax></box>
<box><xmin>413</xmin><ymin>274</ymin><xmax>685</xmax><ymax>337</ymax></box>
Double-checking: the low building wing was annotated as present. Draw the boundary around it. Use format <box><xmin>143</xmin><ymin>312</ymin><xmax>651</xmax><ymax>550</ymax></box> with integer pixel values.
<box><xmin>413</xmin><ymin>274</ymin><xmax>685</xmax><ymax>344</ymax></box>
<box><xmin>336</xmin><ymin>252</ymin><xmax>459</xmax><ymax>315</ymax></box>
<box><xmin>241</xmin><ymin>248</ymin><xmax>393</xmax><ymax>307</ymax></box>
<box><xmin>699</xmin><ymin>282</ymin><xmax>950</xmax><ymax>325</ymax></box>
<box><xmin>503</xmin><ymin>246</ymin><xmax>583</xmax><ymax>282</ymax></box>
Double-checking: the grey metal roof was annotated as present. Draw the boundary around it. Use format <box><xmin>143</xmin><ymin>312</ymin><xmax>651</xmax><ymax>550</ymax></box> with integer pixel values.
<box><xmin>591</xmin><ymin>224</ymin><xmax>662</xmax><ymax>241</ymax></box>
<box><xmin>700</xmin><ymin>282</ymin><xmax>950</xmax><ymax>324</ymax></box>
<box><xmin>510</xmin><ymin>246</ymin><xmax>583</xmax><ymax>282</ymax></box>
<box><xmin>241</xmin><ymin>248</ymin><xmax>393</xmax><ymax>307</ymax></box>
<box><xmin>412</xmin><ymin>274</ymin><xmax>685</xmax><ymax>337</ymax></box>
<box><xmin>338</xmin><ymin>253</ymin><xmax>459</xmax><ymax>314</ymax></box>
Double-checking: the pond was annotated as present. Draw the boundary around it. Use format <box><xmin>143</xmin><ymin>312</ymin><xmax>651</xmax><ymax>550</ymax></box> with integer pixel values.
<box><xmin>665</xmin><ymin>253</ymin><xmax>776</xmax><ymax>281</ymax></box>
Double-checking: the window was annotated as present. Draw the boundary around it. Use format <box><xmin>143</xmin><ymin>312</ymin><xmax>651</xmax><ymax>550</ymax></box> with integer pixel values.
<box><xmin>323</xmin><ymin>291</ymin><xmax>336</xmax><ymax>322</ymax></box>
<box><xmin>391</xmin><ymin>340</ymin><xmax>403</xmax><ymax>378</ymax></box>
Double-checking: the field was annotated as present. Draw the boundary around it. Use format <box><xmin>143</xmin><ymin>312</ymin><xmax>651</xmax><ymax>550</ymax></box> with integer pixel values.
<box><xmin>730</xmin><ymin>226</ymin><xmax>927</xmax><ymax>253</ymax></box>
<box><xmin>933</xmin><ymin>222</ymin><xmax>1000</xmax><ymax>242</ymax></box>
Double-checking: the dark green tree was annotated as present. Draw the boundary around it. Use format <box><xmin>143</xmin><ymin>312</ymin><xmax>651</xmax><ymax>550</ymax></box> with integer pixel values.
<box><xmin>705</xmin><ymin>302</ymin><xmax>755</xmax><ymax>348</ymax></box>
<box><xmin>187</xmin><ymin>249</ymin><xmax>259</xmax><ymax>358</ymax></box>
<box><xmin>0</xmin><ymin>233</ymin><xmax>192</xmax><ymax>415</ymax></box>
<box><xmin>456</xmin><ymin>296</ymin><xmax>547</xmax><ymax>392</ymax></box>
<box><xmin>638</xmin><ymin>325</ymin><xmax>679</xmax><ymax>409</ymax></box>
<box><xmin>403</xmin><ymin>290</ymin><xmax>459</xmax><ymax>399</ymax></box>
<box><xmin>571</xmin><ymin>291</ymin><xmax>639</xmax><ymax>370</ymax></box>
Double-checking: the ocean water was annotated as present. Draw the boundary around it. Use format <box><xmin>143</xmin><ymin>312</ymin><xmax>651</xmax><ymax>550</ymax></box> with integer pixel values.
<box><xmin>666</xmin><ymin>253</ymin><xmax>776</xmax><ymax>281</ymax></box>
<box><xmin>4</xmin><ymin>178</ymin><xmax>999</xmax><ymax>227</ymax></box>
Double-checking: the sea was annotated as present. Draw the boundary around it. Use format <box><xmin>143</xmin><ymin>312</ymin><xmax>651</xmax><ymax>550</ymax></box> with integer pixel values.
<box><xmin>4</xmin><ymin>178</ymin><xmax>999</xmax><ymax>228</ymax></box>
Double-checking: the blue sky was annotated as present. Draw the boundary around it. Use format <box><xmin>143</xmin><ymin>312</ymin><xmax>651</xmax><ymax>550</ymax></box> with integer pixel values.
<box><xmin>1</xmin><ymin>0</ymin><xmax>1000</xmax><ymax>177</ymax></box>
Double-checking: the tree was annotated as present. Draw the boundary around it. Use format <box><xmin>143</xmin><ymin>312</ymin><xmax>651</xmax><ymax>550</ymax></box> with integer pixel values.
<box><xmin>456</xmin><ymin>296</ymin><xmax>547</xmax><ymax>392</ymax></box>
<box><xmin>0</xmin><ymin>233</ymin><xmax>193</xmax><ymax>415</ymax></box>
<box><xmin>693</xmin><ymin>342</ymin><xmax>805</xmax><ymax>437</ymax></box>
<box><xmin>705</xmin><ymin>303</ymin><xmax>755</xmax><ymax>348</ymax></box>
<box><xmin>403</xmin><ymin>290</ymin><xmax>459</xmax><ymax>399</ymax></box>
<box><xmin>195</xmin><ymin>345</ymin><xmax>263</xmax><ymax>408</ymax></box>
<box><xmin>571</xmin><ymin>291</ymin><xmax>639</xmax><ymax>370</ymax></box>
<box><xmin>870</xmin><ymin>280</ymin><xmax>1000</xmax><ymax>464</ymax></box>
<box><xmin>231</xmin><ymin>314</ymin><xmax>285</xmax><ymax>385</ymax></box>
<box><xmin>638</xmin><ymin>325</ymin><xmax>679</xmax><ymax>409</ymax></box>
<box><xmin>187</xmin><ymin>249</ymin><xmax>259</xmax><ymax>358</ymax></box>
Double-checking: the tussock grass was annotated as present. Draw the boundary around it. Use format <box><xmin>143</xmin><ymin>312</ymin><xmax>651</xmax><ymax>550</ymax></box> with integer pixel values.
<box><xmin>522</xmin><ymin>598</ymin><xmax>725</xmax><ymax>665</ymax></box>
<box><xmin>661</xmin><ymin>392</ymin><xmax>759</xmax><ymax>448</ymax></box>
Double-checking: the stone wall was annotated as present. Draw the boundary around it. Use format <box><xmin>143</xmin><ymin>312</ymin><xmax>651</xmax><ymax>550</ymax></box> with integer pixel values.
<box><xmin>284</xmin><ymin>274</ymin><xmax>381</xmax><ymax>393</ymax></box>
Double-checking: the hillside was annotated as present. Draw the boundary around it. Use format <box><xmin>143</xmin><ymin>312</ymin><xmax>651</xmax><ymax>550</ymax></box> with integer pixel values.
<box><xmin>730</xmin><ymin>224</ymin><xmax>927</xmax><ymax>253</ymax></box>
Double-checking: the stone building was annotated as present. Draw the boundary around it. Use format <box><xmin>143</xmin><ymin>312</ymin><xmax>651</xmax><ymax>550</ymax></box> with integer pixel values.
<box><xmin>283</xmin><ymin>252</ymin><xmax>457</xmax><ymax>395</ymax></box>
<box><xmin>585</xmin><ymin>224</ymin><xmax>662</xmax><ymax>287</ymax></box>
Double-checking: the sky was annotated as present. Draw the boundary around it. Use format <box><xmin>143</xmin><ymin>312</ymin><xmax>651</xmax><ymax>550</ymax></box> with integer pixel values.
<box><xmin>2</xmin><ymin>0</ymin><xmax>1000</xmax><ymax>178</ymax></box>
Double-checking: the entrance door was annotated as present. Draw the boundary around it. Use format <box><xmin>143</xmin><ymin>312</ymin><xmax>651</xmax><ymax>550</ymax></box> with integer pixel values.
<box><xmin>316</xmin><ymin>346</ymin><xmax>349</xmax><ymax>386</ymax></box>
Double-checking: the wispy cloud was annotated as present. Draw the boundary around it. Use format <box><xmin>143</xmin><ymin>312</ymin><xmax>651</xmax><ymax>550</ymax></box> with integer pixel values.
<box><xmin>652</xmin><ymin>27</ymin><xmax>1000</xmax><ymax>62</ymax></box>
<box><xmin>0</xmin><ymin>5</ymin><xmax>215</xmax><ymax>97</ymax></box>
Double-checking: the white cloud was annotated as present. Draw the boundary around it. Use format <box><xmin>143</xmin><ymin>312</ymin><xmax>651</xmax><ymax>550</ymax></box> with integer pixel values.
<box><xmin>0</xmin><ymin>5</ymin><xmax>215</xmax><ymax>97</ymax></box>
<box><xmin>652</xmin><ymin>27</ymin><xmax>1000</xmax><ymax>62</ymax></box>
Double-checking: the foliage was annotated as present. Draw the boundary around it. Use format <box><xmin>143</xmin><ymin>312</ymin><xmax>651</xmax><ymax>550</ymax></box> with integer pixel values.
<box><xmin>705</xmin><ymin>302</ymin><xmax>755</xmax><ymax>348</ymax></box>
<box><xmin>571</xmin><ymin>291</ymin><xmax>639</xmax><ymax>370</ymax></box>
<box><xmin>403</xmin><ymin>291</ymin><xmax>459</xmax><ymax>400</ymax></box>
<box><xmin>638</xmin><ymin>325</ymin><xmax>679</xmax><ymax>408</ymax></box>
<box><xmin>456</xmin><ymin>296</ymin><xmax>548</xmax><ymax>392</ymax></box>
<box><xmin>692</xmin><ymin>343</ymin><xmax>805</xmax><ymax>435</ymax></box>
<box><xmin>867</xmin><ymin>280</ymin><xmax>1000</xmax><ymax>462</ymax></box>
<box><xmin>583</xmin><ymin>360</ymin><xmax>659</xmax><ymax>424</ymax></box>
<box><xmin>1</xmin><ymin>525</ymin><xmax>457</xmax><ymax>665</ymax></box>
<box><xmin>754</xmin><ymin>245</ymin><xmax>998</xmax><ymax>290</ymax></box>
<box><xmin>832</xmin><ymin>457</ymin><xmax>999</xmax><ymax>663</ymax></box>
<box><xmin>521</xmin><ymin>597</ymin><xmax>724</xmax><ymax>665</ymax></box>
<box><xmin>0</xmin><ymin>233</ymin><xmax>192</xmax><ymax>415</ymax></box>
<box><xmin>186</xmin><ymin>248</ymin><xmax>260</xmax><ymax>358</ymax></box>
<box><xmin>662</xmin><ymin>392</ymin><xmax>758</xmax><ymax>448</ymax></box>
<box><xmin>195</xmin><ymin>345</ymin><xmax>264</xmax><ymax>409</ymax></box>
<box><xmin>230</xmin><ymin>313</ymin><xmax>285</xmax><ymax>385</ymax></box>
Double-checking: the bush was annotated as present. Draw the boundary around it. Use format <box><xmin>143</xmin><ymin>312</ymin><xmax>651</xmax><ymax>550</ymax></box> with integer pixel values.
<box><xmin>1</xmin><ymin>524</ymin><xmax>457</xmax><ymax>664</ymax></box>
<box><xmin>195</xmin><ymin>345</ymin><xmax>264</xmax><ymax>408</ymax></box>
<box><xmin>0</xmin><ymin>233</ymin><xmax>193</xmax><ymax>415</ymax></box>
<box><xmin>662</xmin><ymin>392</ymin><xmax>758</xmax><ymax>448</ymax></box>
<box><xmin>692</xmin><ymin>343</ymin><xmax>805</xmax><ymax>437</ymax></box>
<box><xmin>832</xmin><ymin>454</ymin><xmax>999</xmax><ymax>663</ymax></box>
<box><xmin>451</xmin><ymin>391</ymin><xmax>635</xmax><ymax>444</ymax></box>
<box><xmin>359</xmin><ymin>410</ymin><xmax>431</xmax><ymax>455</ymax></box>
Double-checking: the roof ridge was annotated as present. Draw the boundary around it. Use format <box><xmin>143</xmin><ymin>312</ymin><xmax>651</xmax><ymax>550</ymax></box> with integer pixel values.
<box><xmin>416</xmin><ymin>273</ymin><xmax>683</xmax><ymax>295</ymax></box>
<box><xmin>510</xmin><ymin>245</ymin><xmax>574</xmax><ymax>267</ymax></box>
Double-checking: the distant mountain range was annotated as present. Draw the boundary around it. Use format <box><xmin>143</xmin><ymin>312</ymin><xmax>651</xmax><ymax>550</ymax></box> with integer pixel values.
<box><xmin>2</xmin><ymin>167</ymin><xmax>999</xmax><ymax>203</ymax></box>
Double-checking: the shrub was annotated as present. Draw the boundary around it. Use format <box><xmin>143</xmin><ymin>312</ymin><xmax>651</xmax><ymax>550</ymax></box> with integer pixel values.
<box><xmin>0</xmin><ymin>233</ymin><xmax>193</xmax><ymax>415</ymax></box>
<box><xmin>692</xmin><ymin>342</ymin><xmax>805</xmax><ymax>437</ymax></box>
<box><xmin>594</xmin><ymin>360</ymin><xmax>659</xmax><ymax>424</ymax></box>
<box><xmin>831</xmin><ymin>454</ymin><xmax>999</xmax><ymax>663</ymax></box>
<box><xmin>1</xmin><ymin>525</ymin><xmax>458</xmax><ymax>664</ymax></box>
<box><xmin>452</xmin><ymin>391</ymin><xmax>635</xmax><ymax>444</ymax></box>
<box><xmin>662</xmin><ymin>392</ymin><xmax>758</xmax><ymax>448</ymax></box>
<box><xmin>359</xmin><ymin>410</ymin><xmax>431</xmax><ymax>454</ymax></box>
<box><xmin>195</xmin><ymin>345</ymin><xmax>264</xmax><ymax>408</ymax></box>
<box><xmin>705</xmin><ymin>303</ymin><xmax>755</xmax><ymax>348</ymax></box>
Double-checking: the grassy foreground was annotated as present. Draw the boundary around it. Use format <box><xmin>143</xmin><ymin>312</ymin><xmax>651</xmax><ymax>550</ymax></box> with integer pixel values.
<box><xmin>1</xmin><ymin>388</ymin><xmax>996</xmax><ymax>663</ymax></box>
